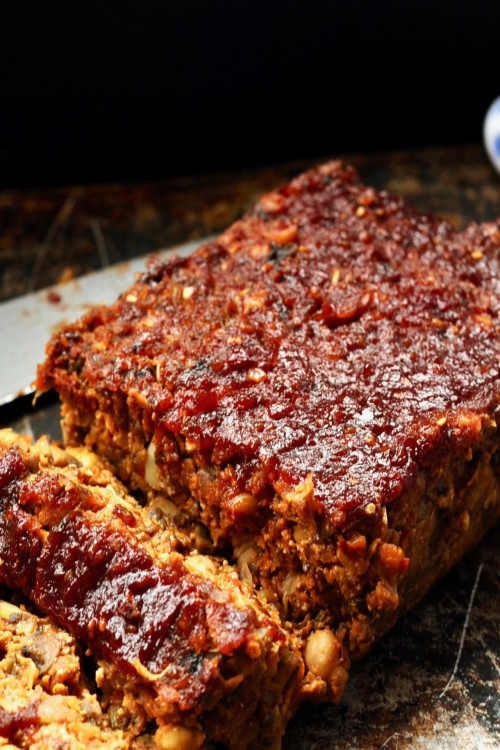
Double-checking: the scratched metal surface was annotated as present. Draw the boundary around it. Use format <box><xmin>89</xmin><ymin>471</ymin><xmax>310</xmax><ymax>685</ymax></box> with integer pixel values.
<box><xmin>2</xmin><ymin>397</ymin><xmax>500</xmax><ymax>750</ymax></box>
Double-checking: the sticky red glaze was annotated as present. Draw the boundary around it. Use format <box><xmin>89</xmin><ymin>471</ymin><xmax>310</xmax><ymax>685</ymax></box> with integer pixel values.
<box><xmin>47</xmin><ymin>290</ymin><xmax>62</xmax><ymax>305</ymax></box>
<box><xmin>0</xmin><ymin>454</ymin><xmax>276</xmax><ymax>710</ymax></box>
<box><xmin>0</xmin><ymin>702</ymin><xmax>39</xmax><ymax>740</ymax></box>
<box><xmin>0</xmin><ymin>448</ymin><xmax>25</xmax><ymax>490</ymax></box>
<box><xmin>34</xmin><ymin>515</ymin><xmax>258</xmax><ymax>707</ymax></box>
<box><xmin>39</xmin><ymin>163</ymin><xmax>500</xmax><ymax>530</ymax></box>
<box><xmin>0</xmin><ymin>449</ymin><xmax>42</xmax><ymax>591</ymax></box>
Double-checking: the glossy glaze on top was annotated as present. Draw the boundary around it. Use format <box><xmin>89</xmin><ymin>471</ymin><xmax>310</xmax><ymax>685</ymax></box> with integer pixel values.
<box><xmin>0</xmin><ymin>446</ymin><xmax>278</xmax><ymax>710</ymax></box>
<box><xmin>41</xmin><ymin>163</ymin><xmax>500</xmax><ymax>531</ymax></box>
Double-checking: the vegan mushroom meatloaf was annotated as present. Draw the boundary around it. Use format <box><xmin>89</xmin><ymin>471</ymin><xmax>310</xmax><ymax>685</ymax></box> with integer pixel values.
<box><xmin>0</xmin><ymin>429</ymin><xmax>302</xmax><ymax>750</ymax></box>
<box><xmin>38</xmin><ymin>161</ymin><xmax>500</xmax><ymax>702</ymax></box>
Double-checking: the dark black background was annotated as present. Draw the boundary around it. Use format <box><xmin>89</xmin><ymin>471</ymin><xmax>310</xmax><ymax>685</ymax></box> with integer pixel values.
<box><xmin>1</xmin><ymin>1</ymin><xmax>499</xmax><ymax>189</ymax></box>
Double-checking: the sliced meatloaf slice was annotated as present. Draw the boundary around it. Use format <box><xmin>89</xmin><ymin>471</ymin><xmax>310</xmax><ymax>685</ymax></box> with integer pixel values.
<box><xmin>0</xmin><ymin>429</ymin><xmax>303</xmax><ymax>750</ymax></box>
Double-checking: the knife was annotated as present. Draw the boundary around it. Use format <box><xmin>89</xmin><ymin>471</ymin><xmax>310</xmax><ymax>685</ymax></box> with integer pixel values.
<box><xmin>0</xmin><ymin>236</ymin><xmax>209</xmax><ymax>407</ymax></box>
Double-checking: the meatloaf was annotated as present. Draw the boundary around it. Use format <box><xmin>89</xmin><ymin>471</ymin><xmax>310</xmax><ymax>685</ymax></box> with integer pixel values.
<box><xmin>38</xmin><ymin>161</ymin><xmax>500</xmax><ymax>702</ymax></box>
<box><xmin>0</xmin><ymin>599</ymin><xmax>129</xmax><ymax>750</ymax></box>
<box><xmin>0</xmin><ymin>429</ymin><xmax>302</xmax><ymax>750</ymax></box>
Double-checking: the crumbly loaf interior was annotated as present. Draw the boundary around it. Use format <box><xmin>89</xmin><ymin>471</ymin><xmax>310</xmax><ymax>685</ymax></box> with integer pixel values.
<box><xmin>0</xmin><ymin>599</ymin><xmax>130</xmax><ymax>750</ymax></box>
<box><xmin>0</xmin><ymin>429</ymin><xmax>303</xmax><ymax>750</ymax></box>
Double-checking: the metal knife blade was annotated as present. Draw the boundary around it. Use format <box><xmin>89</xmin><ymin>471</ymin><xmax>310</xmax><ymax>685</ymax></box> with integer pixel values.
<box><xmin>0</xmin><ymin>236</ymin><xmax>209</xmax><ymax>407</ymax></box>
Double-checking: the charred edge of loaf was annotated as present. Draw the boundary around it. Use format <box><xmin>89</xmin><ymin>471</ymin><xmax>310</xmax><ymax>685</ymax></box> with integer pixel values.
<box><xmin>0</xmin><ymin>598</ymin><xmax>130</xmax><ymax>749</ymax></box>
<box><xmin>37</xmin><ymin>161</ymin><xmax>500</xmax><ymax>702</ymax></box>
<box><xmin>0</xmin><ymin>430</ymin><xmax>303</xmax><ymax>750</ymax></box>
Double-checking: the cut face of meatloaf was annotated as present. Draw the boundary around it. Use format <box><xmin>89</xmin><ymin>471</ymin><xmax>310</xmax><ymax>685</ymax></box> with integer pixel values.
<box><xmin>0</xmin><ymin>430</ymin><xmax>303</xmax><ymax>750</ymax></box>
<box><xmin>38</xmin><ymin>161</ymin><xmax>500</xmax><ymax>702</ymax></box>
<box><xmin>0</xmin><ymin>599</ymin><xmax>129</xmax><ymax>750</ymax></box>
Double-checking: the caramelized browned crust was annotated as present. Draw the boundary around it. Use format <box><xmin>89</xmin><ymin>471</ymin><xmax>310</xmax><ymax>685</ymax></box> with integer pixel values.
<box><xmin>37</xmin><ymin>162</ymin><xmax>500</xmax><ymax>700</ymax></box>
<box><xmin>0</xmin><ymin>430</ymin><xmax>303</xmax><ymax>750</ymax></box>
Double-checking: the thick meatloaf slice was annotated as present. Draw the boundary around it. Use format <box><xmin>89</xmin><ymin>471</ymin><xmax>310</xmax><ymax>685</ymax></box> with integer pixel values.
<box><xmin>38</xmin><ymin>161</ymin><xmax>500</xmax><ymax>701</ymax></box>
<box><xmin>0</xmin><ymin>599</ymin><xmax>129</xmax><ymax>750</ymax></box>
<box><xmin>0</xmin><ymin>429</ymin><xmax>303</xmax><ymax>750</ymax></box>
